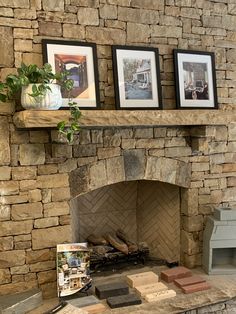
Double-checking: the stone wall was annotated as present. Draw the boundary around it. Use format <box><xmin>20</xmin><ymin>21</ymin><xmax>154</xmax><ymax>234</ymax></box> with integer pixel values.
<box><xmin>0</xmin><ymin>0</ymin><xmax>235</xmax><ymax>109</ymax></box>
<box><xmin>1</xmin><ymin>0</ymin><xmax>236</xmax><ymax>299</ymax></box>
<box><xmin>1</xmin><ymin>120</ymin><xmax>236</xmax><ymax>297</ymax></box>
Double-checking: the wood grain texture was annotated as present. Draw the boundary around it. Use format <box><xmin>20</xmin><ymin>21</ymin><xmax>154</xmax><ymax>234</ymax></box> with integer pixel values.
<box><xmin>13</xmin><ymin>109</ymin><xmax>235</xmax><ymax>128</ymax></box>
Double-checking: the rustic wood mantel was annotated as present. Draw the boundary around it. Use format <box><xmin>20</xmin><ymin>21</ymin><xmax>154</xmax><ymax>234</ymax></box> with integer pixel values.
<box><xmin>13</xmin><ymin>109</ymin><xmax>236</xmax><ymax>128</ymax></box>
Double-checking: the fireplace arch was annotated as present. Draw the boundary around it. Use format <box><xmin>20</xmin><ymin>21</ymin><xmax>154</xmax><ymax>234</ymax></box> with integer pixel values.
<box><xmin>68</xmin><ymin>151</ymin><xmax>191</xmax><ymax>264</ymax></box>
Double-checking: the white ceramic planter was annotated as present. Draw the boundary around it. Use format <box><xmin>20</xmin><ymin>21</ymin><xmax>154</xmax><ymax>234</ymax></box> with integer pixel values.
<box><xmin>21</xmin><ymin>83</ymin><xmax>63</xmax><ymax>110</ymax></box>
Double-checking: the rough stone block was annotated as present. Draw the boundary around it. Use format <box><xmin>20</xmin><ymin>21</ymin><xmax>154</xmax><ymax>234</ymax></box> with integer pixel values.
<box><xmin>0</xmin><ymin>116</ymin><xmax>10</xmax><ymax>165</ymax></box>
<box><xmin>135</xmin><ymin>282</ymin><xmax>168</xmax><ymax>297</ymax></box>
<box><xmin>39</xmin><ymin>21</ymin><xmax>62</xmax><ymax>36</ymax></box>
<box><xmin>0</xmin><ymin>166</ymin><xmax>11</xmax><ymax>180</ymax></box>
<box><xmin>42</xmin><ymin>0</ymin><xmax>64</xmax><ymax>11</ymax></box>
<box><xmin>0</xmin><ymin>269</ymin><xmax>11</xmax><ymax>284</ymax></box>
<box><xmin>0</xmin><ymin>237</ymin><xmax>13</xmax><ymax>251</ymax></box>
<box><xmin>124</xmin><ymin>149</ymin><xmax>146</xmax><ymax>181</ymax></box>
<box><xmin>0</xmin><ymin>181</ymin><xmax>19</xmax><ymax>196</ymax></box>
<box><xmin>12</xmin><ymin>166</ymin><xmax>36</xmax><ymax>180</ymax></box>
<box><xmin>126</xmin><ymin>272</ymin><xmax>159</xmax><ymax>288</ymax></box>
<box><xmin>34</xmin><ymin>217</ymin><xmax>59</xmax><ymax>229</ymax></box>
<box><xmin>106</xmin><ymin>156</ymin><xmax>125</xmax><ymax>185</ymax></box>
<box><xmin>11</xmin><ymin>202</ymin><xmax>43</xmax><ymax>220</ymax></box>
<box><xmin>32</xmin><ymin>225</ymin><xmax>71</xmax><ymax>249</ymax></box>
<box><xmin>86</xmin><ymin>26</ymin><xmax>126</xmax><ymax>45</ymax></box>
<box><xmin>144</xmin><ymin>289</ymin><xmax>176</xmax><ymax>302</ymax></box>
<box><xmin>181</xmin><ymin>282</ymin><xmax>211</xmax><ymax>294</ymax></box>
<box><xmin>26</xmin><ymin>249</ymin><xmax>52</xmax><ymax>264</ymax></box>
<box><xmin>107</xmin><ymin>294</ymin><xmax>141</xmax><ymax>308</ymax></box>
<box><xmin>174</xmin><ymin>275</ymin><xmax>205</xmax><ymax>288</ymax></box>
<box><xmin>0</xmin><ymin>27</ymin><xmax>13</xmax><ymax>67</ymax></box>
<box><xmin>77</xmin><ymin>7</ymin><xmax>99</xmax><ymax>25</ymax></box>
<box><xmin>29</xmin><ymin>260</ymin><xmax>55</xmax><ymax>272</ymax></box>
<box><xmin>44</xmin><ymin>201</ymin><xmax>69</xmax><ymax>217</ymax></box>
<box><xmin>63</xmin><ymin>24</ymin><xmax>85</xmax><ymax>39</ymax></box>
<box><xmin>0</xmin><ymin>250</ymin><xmax>25</xmax><ymax>268</ymax></box>
<box><xmin>0</xmin><ymin>220</ymin><xmax>33</xmax><ymax>237</ymax></box>
<box><xmin>37</xmin><ymin>269</ymin><xmax>56</xmax><ymax>285</ymax></box>
<box><xmin>37</xmin><ymin>174</ymin><xmax>69</xmax><ymax>188</ymax></box>
<box><xmin>19</xmin><ymin>144</ymin><xmax>45</xmax><ymax>165</ymax></box>
<box><xmin>95</xmin><ymin>282</ymin><xmax>129</xmax><ymax>299</ymax></box>
<box><xmin>161</xmin><ymin>267</ymin><xmax>192</xmax><ymax>283</ymax></box>
<box><xmin>0</xmin><ymin>280</ymin><xmax>38</xmax><ymax>296</ymax></box>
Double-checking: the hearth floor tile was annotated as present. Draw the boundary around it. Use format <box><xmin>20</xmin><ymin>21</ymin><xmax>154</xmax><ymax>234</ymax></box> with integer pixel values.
<box><xmin>26</xmin><ymin>266</ymin><xmax>236</xmax><ymax>314</ymax></box>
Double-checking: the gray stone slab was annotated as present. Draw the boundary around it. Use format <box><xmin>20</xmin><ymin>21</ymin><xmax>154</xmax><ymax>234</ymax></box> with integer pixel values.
<box><xmin>95</xmin><ymin>282</ymin><xmax>129</xmax><ymax>299</ymax></box>
<box><xmin>214</xmin><ymin>207</ymin><xmax>236</xmax><ymax>221</ymax></box>
<box><xmin>67</xmin><ymin>295</ymin><xmax>100</xmax><ymax>308</ymax></box>
<box><xmin>0</xmin><ymin>288</ymin><xmax>42</xmax><ymax>314</ymax></box>
<box><xmin>107</xmin><ymin>294</ymin><xmax>142</xmax><ymax>309</ymax></box>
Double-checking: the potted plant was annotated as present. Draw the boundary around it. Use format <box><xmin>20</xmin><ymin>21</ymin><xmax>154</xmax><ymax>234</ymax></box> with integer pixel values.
<box><xmin>0</xmin><ymin>63</ymin><xmax>81</xmax><ymax>143</ymax></box>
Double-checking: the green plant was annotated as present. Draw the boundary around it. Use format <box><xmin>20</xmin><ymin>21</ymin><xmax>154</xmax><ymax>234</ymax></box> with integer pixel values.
<box><xmin>57</xmin><ymin>101</ymin><xmax>81</xmax><ymax>143</ymax></box>
<box><xmin>0</xmin><ymin>63</ymin><xmax>81</xmax><ymax>143</ymax></box>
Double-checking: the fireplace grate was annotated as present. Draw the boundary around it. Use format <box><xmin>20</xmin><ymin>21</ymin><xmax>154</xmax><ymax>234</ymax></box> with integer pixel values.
<box><xmin>90</xmin><ymin>246</ymin><xmax>150</xmax><ymax>271</ymax></box>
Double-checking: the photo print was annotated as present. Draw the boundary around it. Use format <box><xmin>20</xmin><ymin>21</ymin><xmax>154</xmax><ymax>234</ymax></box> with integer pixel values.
<box><xmin>42</xmin><ymin>39</ymin><xmax>100</xmax><ymax>109</ymax></box>
<box><xmin>112</xmin><ymin>45</ymin><xmax>162</xmax><ymax>109</ymax></box>
<box><xmin>174</xmin><ymin>49</ymin><xmax>218</xmax><ymax>109</ymax></box>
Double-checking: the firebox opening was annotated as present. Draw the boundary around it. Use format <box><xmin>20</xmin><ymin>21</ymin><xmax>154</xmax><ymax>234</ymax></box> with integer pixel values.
<box><xmin>70</xmin><ymin>180</ymin><xmax>180</xmax><ymax>269</ymax></box>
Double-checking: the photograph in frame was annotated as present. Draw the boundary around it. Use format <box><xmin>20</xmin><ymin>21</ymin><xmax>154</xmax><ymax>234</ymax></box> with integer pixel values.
<box><xmin>173</xmin><ymin>49</ymin><xmax>218</xmax><ymax>109</ymax></box>
<box><xmin>42</xmin><ymin>39</ymin><xmax>100</xmax><ymax>109</ymax></box>
<box><xmin>112</xmin><ymin>45</ymin><xmax>162</xmax><ymax>109</ymax></box>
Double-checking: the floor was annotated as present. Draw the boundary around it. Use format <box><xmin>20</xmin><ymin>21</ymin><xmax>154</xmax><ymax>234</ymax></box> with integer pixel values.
<box><xmin>27</xmin><ymin>265</ymin><xmax>236</xmax><ymax>314</ymax></box>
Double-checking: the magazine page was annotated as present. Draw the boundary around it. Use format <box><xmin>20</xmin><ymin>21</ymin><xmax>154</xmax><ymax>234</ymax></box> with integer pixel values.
<box><xmin>57</xmin><ymin>243</ymin><xmax>91</xmax><ymax>297</ymax></box>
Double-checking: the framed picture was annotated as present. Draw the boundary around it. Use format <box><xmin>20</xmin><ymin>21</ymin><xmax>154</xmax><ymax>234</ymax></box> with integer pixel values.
<box><xmin>112</xmin><ymin>45</ymin><xmax>162</xmax><ymax>109</ymax></box>
<box><xmin>173</xmin><ymin>49</ymin><xmax>218</xmax><ymax>109</ymax></box>
<box><xmin>42</xmin><ymin>39</ymin><xmax>100</xmax><ymax>109</ymax></box>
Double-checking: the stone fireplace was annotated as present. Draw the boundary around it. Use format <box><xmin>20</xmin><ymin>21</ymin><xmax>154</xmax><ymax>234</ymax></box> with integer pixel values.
<box><xmin>1</xmin><ymin>110</ymin><xmax>236</xmax><ymax>299</ymax></box>
<box><xmin>71</xmin><ymin>178</ymin><xmax>181</xmax><ymax>263</ymax></box>
<box><xmin>1</xmin><ymin>0</ymin><xmax>236</xmax><ymax>301</ymax></box>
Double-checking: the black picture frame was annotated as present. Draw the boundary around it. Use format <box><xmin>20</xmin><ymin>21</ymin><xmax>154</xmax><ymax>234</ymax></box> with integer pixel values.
<box><xmin>173</xmin><ymin>49</ymin><xmax>218</xmax><ymax>109</ymax></box>
<box><xmin>112</xmin><ymin>45</ymin><xmax>162</xmax><ymax>110</ymax></box>
<box><xmin>42</xmin><ymin>39</ymin><xmax>100</xmax><ymax>109</ymax></box>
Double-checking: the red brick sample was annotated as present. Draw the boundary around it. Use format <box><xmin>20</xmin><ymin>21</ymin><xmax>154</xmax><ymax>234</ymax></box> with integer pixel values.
<box><xmin>181</xmin><ymin>282</ymin><xmax>211</xmax><ymax>294</ymax></box>
<box><xmin>160</xmin><ymin>266</ymin><xmax>192</xmax><ymax>283</ymax></box>
<box><xmin>174</xmin><ymin>275</ymin><xmax>206</xmax><ymax>288</ymax></box>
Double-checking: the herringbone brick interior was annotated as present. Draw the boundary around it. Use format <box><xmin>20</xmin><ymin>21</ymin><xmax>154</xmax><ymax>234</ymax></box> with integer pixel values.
<box><xmin>137</xmin><ymin>181</ymin><xmax>180</xmax><ymax>262</ymax></box>
<box><xmin>70</xmin><ymin>180</ymin><xmax>180</xmax><ymax>262</ymax></box>
<box><xmin>71</xmin><ymin>181</ymin><xmax>138</xmax><ymax>242</ymax></box>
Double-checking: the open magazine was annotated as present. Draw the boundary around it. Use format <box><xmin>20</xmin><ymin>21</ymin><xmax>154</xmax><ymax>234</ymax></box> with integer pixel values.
<box><xmin>57</xmin><ymin>243</ymin><xmax>91</xmax><ymax>297</ymax></box>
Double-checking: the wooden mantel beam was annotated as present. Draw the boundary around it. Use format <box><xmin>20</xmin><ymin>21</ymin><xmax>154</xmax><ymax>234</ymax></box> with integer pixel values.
<box><xmin>13</xmin><ymin>109</ymin><xmax>236</xmax><ymax>129</ymax></box>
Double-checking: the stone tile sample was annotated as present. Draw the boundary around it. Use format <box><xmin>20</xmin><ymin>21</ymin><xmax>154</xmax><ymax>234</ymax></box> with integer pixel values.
<box><xmin>134</xmin><ymin>282</ymin><xmax>168</xmax><ymax>297</ymax></box>
<box><xmin>95</xmin><ymin>282</ymin><xmax>129</xmax><ymax>299</ymax></box>
<box><xmin>107</xmin><ymin>293</ymin><xmax>142</xmax><ymax>308</ymax></box>
<box><xmin>161</xmin><ymin>267</ymin><xmax>192</xmax><ymax>283</ymax></box>
<box><xmin>126</xmin><ymin>272</ymin><xmax>159</xmax><ymax>288</ymax></box>
<box><xmin>174</xmin><ymin>275</ymin><xmax>206</xmax><ymax>288</ymax></box>
<box><xmin>181</xmin><ymin>282</ymin><xmax>211</xmax><ymax>294</ymax></box>
<box><xmin>144</xmin><ymin>289</ymin><xmax>177</xmax><ymax>302</ymax></box>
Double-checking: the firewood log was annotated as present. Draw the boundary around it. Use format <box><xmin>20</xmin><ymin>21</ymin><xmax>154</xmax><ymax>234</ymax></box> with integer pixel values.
<box><xmin>116</xmin><ymin>229</ymin><xmax>138</xmax><ymax>253</ymax></box>
<box><xmin>105</xmin><ymin>233</ymin><xmax>129</xmax><ymax>255</ymax></box>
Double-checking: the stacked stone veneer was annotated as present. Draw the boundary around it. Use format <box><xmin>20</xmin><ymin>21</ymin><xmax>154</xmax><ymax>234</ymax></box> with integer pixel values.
<box><xmin>1</xmin><ymin>120</ymin><xmax>236</xmax><ymax>297</ymax></box>
<box><xmin>0</xmin><ymin>0</ymin><xmax>236</xmax><ymax>109</ymax></box>
<box><xmin>0</xmin><ymin>0</ymin><xmax>236</xmax><ymax>300</ymax></box>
